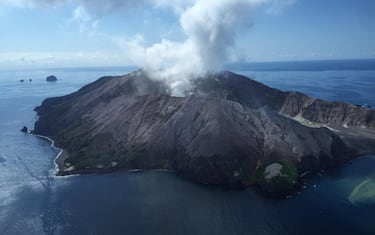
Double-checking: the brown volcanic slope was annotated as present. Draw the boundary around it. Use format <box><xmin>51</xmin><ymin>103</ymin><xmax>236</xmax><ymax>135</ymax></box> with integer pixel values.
<box><xmin>33</xmin><ymin>70</ymin><xmax>375</xmax><ymax>194</ymax></box>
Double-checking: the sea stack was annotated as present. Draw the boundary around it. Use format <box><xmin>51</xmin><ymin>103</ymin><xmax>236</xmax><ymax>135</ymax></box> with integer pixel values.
<box><xmin>32</xmin><ymin>70</ymin><xmax>375</xmax><ymax>196</ymax></box>
<box><xmin>46</xmin><ymin>75</ymin><xmax>57</xmax><ymax>82</ymax></box>
<box><xmin>20</xmin><ymin>126</ymin><xmax>28</xmax><ymax>133</ymax></box>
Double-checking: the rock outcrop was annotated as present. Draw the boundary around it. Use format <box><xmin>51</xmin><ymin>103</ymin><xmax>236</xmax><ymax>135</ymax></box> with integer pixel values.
<box><xmin>46</xmin><ymin>75</ymin><xmax>57</xmax><ymax>82</ymax></box>
<box><xmin>32</xmin><ymin>70</ymin><xmax>375</xmax><ymax>195</ymax></box>
<box><xmin>20</xmin><ymin>126</ymin><xmax>28</xmax><ymax>133</ymax></box>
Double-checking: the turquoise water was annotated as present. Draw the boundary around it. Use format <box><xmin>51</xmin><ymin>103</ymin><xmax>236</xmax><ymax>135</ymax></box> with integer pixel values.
<box><xmin>0</xmin><ymin>61</ymin><xmax>375</xmax><ymax>234</ymax></box>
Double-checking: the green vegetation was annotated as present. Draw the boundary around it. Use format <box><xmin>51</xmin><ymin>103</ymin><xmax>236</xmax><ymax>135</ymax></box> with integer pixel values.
<box><xmin>242</xmin><ymin>164</ymin><xmax>266</xmax><ymax>185</ymax></box>
<box><xmin>249</xmin><ymin>161</ymin><xmax>299</xmax><ymax>194</ymax></box>
<box><xmin>68</xmin><ymin>153</ymin><xmax>111</xmax><ymax>170</ymax></box>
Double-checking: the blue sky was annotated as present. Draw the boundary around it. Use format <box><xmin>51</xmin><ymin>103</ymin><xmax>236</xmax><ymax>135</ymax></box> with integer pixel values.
<box><xmin>0</xmin><ymin>0</ymin><xmax>374</xmax><ymax>69</ymax></box>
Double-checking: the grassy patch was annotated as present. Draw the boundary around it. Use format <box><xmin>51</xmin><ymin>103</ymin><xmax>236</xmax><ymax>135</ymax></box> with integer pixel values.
<box><xmin>253</xmin><ymin>161</ymin><xmax>299</xmax><ymax>193</ymax></box>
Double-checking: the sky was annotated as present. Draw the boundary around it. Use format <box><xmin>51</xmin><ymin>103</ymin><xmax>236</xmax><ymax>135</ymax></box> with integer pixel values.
<box><xmin>0</xmin><ymin>0</ymin><xmax>374</xmax><ymax>70</ymax></box>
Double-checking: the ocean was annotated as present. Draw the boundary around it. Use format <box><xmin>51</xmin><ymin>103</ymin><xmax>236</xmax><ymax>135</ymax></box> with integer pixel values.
<box><xmin>0</xmin><ymin>60</ymin><xmax>374</xmax><ymax>234</ymax></box>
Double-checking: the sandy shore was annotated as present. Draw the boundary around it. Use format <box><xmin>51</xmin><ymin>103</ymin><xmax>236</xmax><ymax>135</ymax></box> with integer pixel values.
<box><xmin>33</xmin><ymin>134</ymin><xmax>67</xmax><ymax>175</ymax></box>
<box><xmin>54</xmin><ymin>150</ymin><xmax>69</xmax><ymax>175</ymax></box>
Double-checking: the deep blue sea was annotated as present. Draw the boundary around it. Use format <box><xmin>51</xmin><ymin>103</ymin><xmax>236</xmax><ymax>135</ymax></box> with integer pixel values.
<box><xmin>0</xmin><ymin>60</ymin><xmax>375</xmax><ymax>235</ymax></box>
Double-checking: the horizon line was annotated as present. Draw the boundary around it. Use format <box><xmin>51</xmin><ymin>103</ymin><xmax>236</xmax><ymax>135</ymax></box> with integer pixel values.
<box><xmin>0</xmin><ymin>57</ymin><xmax>374</xmax><ymax>72</ymax></box>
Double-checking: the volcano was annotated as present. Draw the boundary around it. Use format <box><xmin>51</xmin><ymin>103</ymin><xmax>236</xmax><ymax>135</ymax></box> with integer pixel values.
<box><xmin>33</xmin><ymin>70</ymin><xmax>375</xmax><ymax>195</ymax></box>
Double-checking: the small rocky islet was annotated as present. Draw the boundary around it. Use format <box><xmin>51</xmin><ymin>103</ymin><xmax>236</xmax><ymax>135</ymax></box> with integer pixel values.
<box><xmin>46</xmin><ymin>75</ymin><xmax>58</xmax><ymax>82</ymax></box>
<box><xmin>32</xmin><ymin>70</ymin><xmax>375</xmax><ymax>196</ymax></box>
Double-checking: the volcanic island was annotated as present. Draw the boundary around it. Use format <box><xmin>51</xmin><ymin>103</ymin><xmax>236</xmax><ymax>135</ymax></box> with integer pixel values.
<box><xmin>32</xmin><ymin>70</ymin><xmax>375</xmax><ymax>195</ymax></box>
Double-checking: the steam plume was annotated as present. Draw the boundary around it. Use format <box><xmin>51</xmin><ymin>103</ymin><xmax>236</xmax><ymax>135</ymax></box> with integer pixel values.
<box><xmin>1</xmin><ymin>0</ymin><xmax>296</xmax><ymax>95</ymax></box>
<box><xmin>123</xmin><ymin>0</ymin><xmax>288</xmax><ymax>95</ymax></box>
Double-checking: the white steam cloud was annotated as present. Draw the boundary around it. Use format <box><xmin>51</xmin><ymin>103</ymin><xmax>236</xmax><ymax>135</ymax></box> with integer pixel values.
<box><xmin>1</xmin><ymin>0</ymin><xmax>296</xmax><ymax>95</ymax></box>
<box><xmin>123</xmin><ymin>0</ymin><xmax>283</xmax><ymax>95</ymax></box>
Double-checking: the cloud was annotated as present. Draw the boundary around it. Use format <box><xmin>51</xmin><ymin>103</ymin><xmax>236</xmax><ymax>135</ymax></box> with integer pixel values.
<box><xmin>266</xmin><ymin>0</ymin><xmax>298</xmax><ymax>14</ymax></box>
<box><xmin>1</xmin><ymin>0</ymin><xmax>297</xmax><ymax>94</ymax></box>
<box><xmin>0</xmin><ymin>0</ymin><xmax>65</xmax><ymax>8</ymax></box>
<box><xmin>120</xmin><ymin>0</ymin><xmax>297</xmax><ymax>95</ymax></box>
<box><xmin>0</xmin><ymin>51</ymin><xmax>129</xmax><ymax>69</ymax></box>
<box><xmin>76</xmin><ymin>0</ymin><xmax>144</xmax><ymax>16</ymax></box>
<box><xmin>0</xmin><ymin>0</ymin><xmax>192</xmax><ymax>14</ymax></box>
<box><xmin>71</xmin><ymin>5</ymin><xmax>91</xmax><ymax>22</ymax></box>
<box><xmin>76</xmin><ymin>0</ymin><xmax>196</xmax><ymax>15</ymax></box>
<box><xmin>71</xmin><ymin>0</ymin><xmax>297</xmax><ymax>95</ymax></box>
